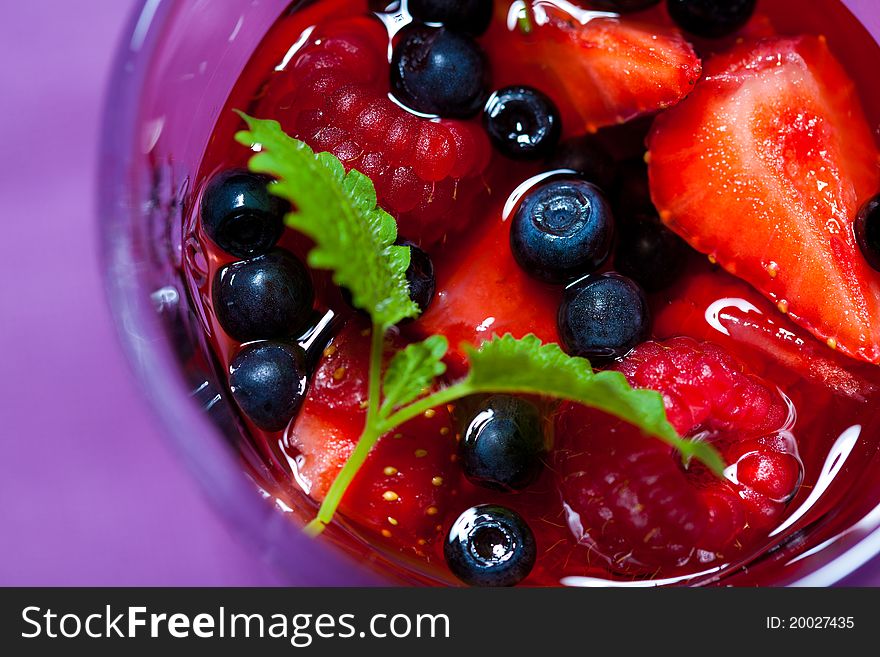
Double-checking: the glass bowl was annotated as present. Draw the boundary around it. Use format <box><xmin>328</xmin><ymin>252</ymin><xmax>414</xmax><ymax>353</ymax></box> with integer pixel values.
<box><xmin>98</xmin><ymin>0</ymin><xmax>880</xmax><ymax>586</ymax></box>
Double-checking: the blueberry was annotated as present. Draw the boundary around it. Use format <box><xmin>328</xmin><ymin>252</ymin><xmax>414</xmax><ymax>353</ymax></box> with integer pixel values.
<box><xmin>511</xmin><ymin>178</ymin><xmax>614</xmax><ymax>284</ymax></box>
<box><xmin>460</xmin><ymin>395</ymin><xmax>545</xmax><ymax>491</ymax></box>
<box><xmin>558</xmin><ymin>273</ymin><xmax>651</xmax><ymax>361</ymax></box>
<box><xmin>341</xmin><ymin>241</ymin><xmax>435</xmax><ymax>315</ymax></box>
<box><xmin>615</xmin><ymin>214</ymin><xmax>689</xmax><ymax>292</ymax></box>
<box><xmin>855</xmin><ymin>194</ymin><xmax>880</xmax><ymax>272</ymax></box>
<box><xmin>590</xmin><ymin>0</ymin><xmax>661</xmax><ymax>11</ymax></box>
<box><xmin>391</xmin><ymin>25</ymin><xmax>489</xmax><ymax>118</ymax></box>
<box><xmin>667</xmin><ymin>0</ymin><xmax>756</xmax><ymax>38</ymax></box>
<box><xmin>546</xmin><ymin>135</ymin><xmax>616</xmax><ymax>191</ymax></box>
<box><xmin>229</xmin><ymin>341</ymin><xmax>308</xmax><ymax>432</ymax></box>
<box><xmin>402</xmin><ymin>241</ymin><xmax>437</xmax><ymax>313</ymax></box>
<box><xmin>408</xmin><ymin>0</ymin><xmax>494</xmax><ymax>36</ymax></box>
<box><xmin>483</xmin><ymin>86</ymin><xmax>561</xmax><ymax>160</ymax></box>
<box><xmin>201</xmin><ymin>170</ymin><xmax>288</xmax><ymax>258</ymax></box>
<box><xmin>212</xmin><ymin>249</ymin><xmax>315</xmax><ymax>342</ymax></box>
<box><xmin>444</xmin><ymin>505</ymin><xmax>536</xmax><ymax>587</ymax></box>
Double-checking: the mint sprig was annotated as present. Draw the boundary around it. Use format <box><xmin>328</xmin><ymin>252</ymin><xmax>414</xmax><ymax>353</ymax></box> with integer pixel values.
<box><xmin>235</xmin><ymin>113</ymin><xmax>724</xmax><ymax>535</ymax></box>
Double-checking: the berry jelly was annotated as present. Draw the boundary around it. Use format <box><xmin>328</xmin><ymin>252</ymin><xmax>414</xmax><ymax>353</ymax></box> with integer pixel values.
<box><xmin>181</xmin><ymin>0</ymin><xmax>880</xmax><ymax>585</ymax></box>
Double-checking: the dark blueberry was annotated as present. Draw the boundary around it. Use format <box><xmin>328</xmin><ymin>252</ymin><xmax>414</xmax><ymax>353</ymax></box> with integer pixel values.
<box><xmin>615</xmin><ymin>215</ymin><xmax>689</xmax><ymax>292</ymax></box>
<box><xmin>511</xmin><ymin>178</ymin><xmax>615</xmax><ymax>284</ymax></box>
<box><xmin>855</xmin><ymin>194</ymin><xmax>880</xmax><ymax>272</ymax></box>
<box><xmin>229</xmin><ymin>341</ymin><xmax>308</xmax><ymax>432</ymax></box>
<box><xmin>483</xmin><ymin>86</ymin><xmax>561</xmax><ymax>160</ymax></box>
<box><xmin>558</xmin><ymin>273</ymin><xmax>651</xmax><ymax>362</ymax></box>
<box><xmin>667</xmin><ymin>0</ymin><xmax>756</xmax><ymax>39</ymax></box>
<box><xmin>546</xmin><ymin>135</ymin><xmax>616</xmax><ymax>191</ymax></box>
<box><xmin>408</xmin><ymin>0</ymin><xmax>494</xmax><ymax>36</ymax></box>
<box><xmin>391</xmin><ymin>25</ymin><xmax>490</xmax><ymax>118</ymax></box>
<box><xmin>212</xmin><ymin>249</ymin><xmax>315</xmax><ymax>342</ymax></box>
<box><xmin>341</xmin><ymin>241</ymin><xmax>435</xmax><ymax>315</ymax></box>
<box><xmin>611</xmin><ymin>158</ymin><xmax>655</xmax><ymax>218</ymax></box>
<box><xmin>444</xmin><ymin>505</ymin><xmax>536</xmax><ymax>587</ymax></box>
<box><xmin>200</xmin><ymin>170</ymin><xmax>287</xmax><ymax>258</ymax></box>
<box><xmin>590</xmin><ymin>0</ymin><xmax>661</xmax><ymax>11</ymax></box>
<box><xmin>460</xmin><ymin>395</ymin><xmax>545</xmax><ymax>491</ymax></box>
<box><xmin>402</xmin><ymin>241</ymin><xmax>437</xmax><ymax>313</ymax></box>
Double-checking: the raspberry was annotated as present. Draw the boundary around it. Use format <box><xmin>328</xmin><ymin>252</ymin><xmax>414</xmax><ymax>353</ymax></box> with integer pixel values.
<box><xmin>555</xmin><ymin>338</ymin><xmax>802</xmax><ymax>573</ymax></box>
<box><xmin>557</xmin><ymin>409</ymin><xmax>709</xmax><ymax>568</ymax></box>
<box><xmin>616</xmin><ymin>337</ymin><xmax>788</xmax><ymax>437</ymax></box>
<box><xmin>412</xmin><ymin>122</ymin><xmax>456</xmax><ymax>182</ymax></box>
<box><xmin>736</xmin><ymin>450</ymin><xmax>801</xmax><ymax>501</ymax></box>
<box><xmin>256</xmin><ymin>17</ymin><xmax>491</xmax><ymax>246</ymax></box>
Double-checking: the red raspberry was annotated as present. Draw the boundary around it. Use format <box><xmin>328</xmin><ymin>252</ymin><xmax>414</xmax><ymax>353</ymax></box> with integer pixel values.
<box><xmin>555</xmin><ymin>338</ymin><xmax>802</xmax><ymax>572</ymax></box>
<box><xmin>616</xmin><ymin>337</ymin><xmax>788</xmax><ymax>437</ymax></box>
<box><xmin>557</xmin><ymin>409</ymin><xmax>709</xmax><ymax>568</ymax></box>
<box><xmin>256</xmin><ymin>17</ymin><xmax>491</xmax><ymax>246</ymax></box>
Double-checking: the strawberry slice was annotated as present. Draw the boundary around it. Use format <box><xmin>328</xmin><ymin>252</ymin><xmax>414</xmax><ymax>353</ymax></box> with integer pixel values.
<box><xmin>648</xmin><ymin>36</ymin><xmax>880</xmax><ymax>363</ymax></box>
<box><xmin>652</xmin><ymin>265</ymin><xmax>880</xmax><ymax>401</ymax></box>
<box><xmin>411</xmin><ymin>214</ymin><xmax>561</xmax><ymax>376</ymax></box>
<box><xmin>485</xmin><ymin>3</ymin><xmax>701</xmax><ymax>133</ymax></box>
<box><xmin>288</xmin><ymin>320</ymin><xmax>459</xmax><ymax>550</ymax></box>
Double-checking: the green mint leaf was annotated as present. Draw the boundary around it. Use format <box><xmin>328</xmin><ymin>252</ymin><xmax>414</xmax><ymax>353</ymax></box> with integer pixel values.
<box><xmin>381</xmin><ymin>336</ymin><xmax>448</xmax><ymax>416</ymax></box>
<box><xmin>234</xmin><ymin>113</ymin><xmax>419</xmax><ymax>328</ymax></box>
<box><xmin>462</xmin><ymin>334</ymin><xmax>725</xmax><ymax>475</ymax></box>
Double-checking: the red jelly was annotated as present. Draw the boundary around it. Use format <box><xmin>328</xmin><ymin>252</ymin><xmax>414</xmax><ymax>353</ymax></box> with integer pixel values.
<box><xmin>182</xmin><ymin>0</ymin><xmax>880</xmax><ymax>586</ymax></box>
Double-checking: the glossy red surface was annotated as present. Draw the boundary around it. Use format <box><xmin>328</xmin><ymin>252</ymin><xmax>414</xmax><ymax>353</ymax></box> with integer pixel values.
<box><xmin>184</xmin><ymin>0</ymin><xmax>880</xmax><ymax>585</ymax></box>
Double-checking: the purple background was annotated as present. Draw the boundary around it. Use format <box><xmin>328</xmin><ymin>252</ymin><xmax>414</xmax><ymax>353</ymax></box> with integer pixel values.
<box><xmin>0</xmin><ymin>1</ymin><xmax>281</xmax><ymax>585</ymax></box>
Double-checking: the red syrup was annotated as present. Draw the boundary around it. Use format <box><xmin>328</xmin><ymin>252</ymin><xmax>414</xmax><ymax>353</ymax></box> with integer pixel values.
<box><xmin>182</xmin><ymin>0</ymin><xmax>880</xmax><ymax>585</ymax></box>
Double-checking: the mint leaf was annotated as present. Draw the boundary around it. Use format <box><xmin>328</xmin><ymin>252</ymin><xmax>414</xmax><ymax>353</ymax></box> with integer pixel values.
<box><xmin>234</xmin><ymin>113</ymin><xmax>418</xmax><ymax>329</ymax></box>
<box><xmin>381</xmin><ymin>336</ymin><xmax>449</xmax><ymax>416</ymax></box>
<box><xmin>462</xmin><ymin>334</ymin><xmax>725</xmax><ymax>475</ymax></box>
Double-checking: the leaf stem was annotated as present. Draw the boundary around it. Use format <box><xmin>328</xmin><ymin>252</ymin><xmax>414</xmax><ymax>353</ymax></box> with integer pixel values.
<box><xmin>305</xmin><ymin>321</ymin><xmax>386</xmax><ymax>537</ymax></box>
<box><xmin>306</xmin><ymin>380</ymin><xmax>478</xmax><ymax>535</ymax></box>
<box><xmin>367</xmin><ymin>322</ymin><xmax>384</xmax><ymax>424</ymax></box>
<box><xmin>304</xmin><ymin>423</ymin><xmax>382</xmax><ymax>537</ymax></box>
<box><xmin>377</xmin><ymin>382</ymin><xmax>473</xmax><ymax>434</ymax></box>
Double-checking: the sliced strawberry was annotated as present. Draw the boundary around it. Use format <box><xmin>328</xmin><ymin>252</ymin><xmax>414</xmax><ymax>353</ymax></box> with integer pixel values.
<box><xmin>411</xmin><ymin>214</ymin><xmax>561</xmax><ymax>376</ymax></box>
<box><xmin>485</xmin><ymin>3</ymin><xmax>701</xmax><ymax>133</ymax></box>
<box><xmin>556</xmin><ymin>337</ymin><xmax>801</xmax><ymax>572</ymax></box>
<box><xmin>652</xmin><ymin>265</ymin><xmax>880</xmax><ymax>401</ymax></box>
<box><xmin>255</xmin><ymin>16</ymin><xmax>491</xmax><ymax>246</ymax></box>
<box><xmin>288</xmin><ymin>320</ymin><xmax>459</xmax><ymax>549</ymax></box>
<box><xmin>648</xmin><ymin>36</ymin><xmax>880</xmax><ymax>363</ymax></box>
